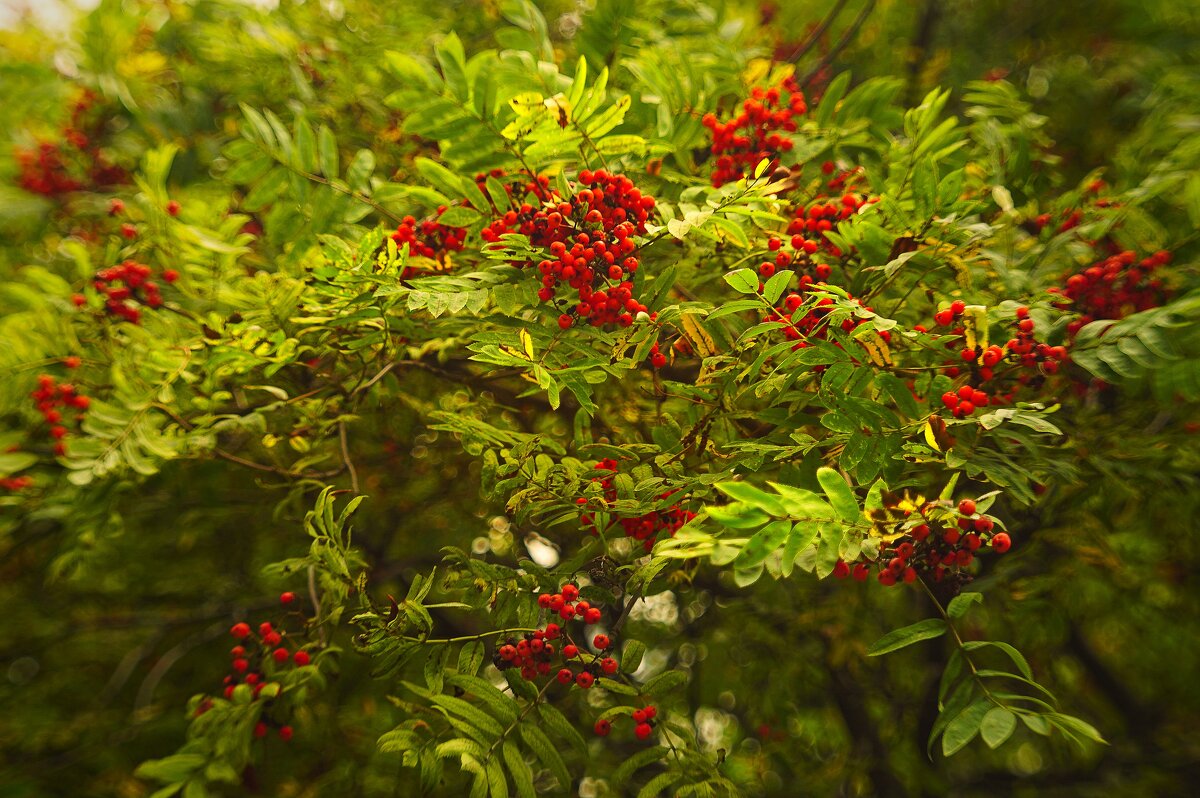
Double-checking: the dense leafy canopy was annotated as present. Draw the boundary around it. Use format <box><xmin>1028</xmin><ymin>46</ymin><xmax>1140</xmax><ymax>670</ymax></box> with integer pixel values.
<box><xmin>1</xmin><ymin>1</ymin><xmax>1198</xmax><ymax>796</ymax></box>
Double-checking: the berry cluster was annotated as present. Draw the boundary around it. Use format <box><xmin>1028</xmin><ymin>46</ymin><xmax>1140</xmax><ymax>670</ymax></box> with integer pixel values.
<box><xmin>1052</xmin><ymin>249</ymin><xmax>1171</xmax><ymax>337</ymax></box>
<box><xmin>390</xmin><ymin>208</ymin><xmax>468</xmax><ymax>277</ymax></box>
<box><xmin>834</xmin><ymin>497</ymin><xmax>1011</xmax><ymax>588</ymax></box>
<box><xmin>931</xmin><ymin>305</ymin><xmax>1068</xmax><ymax>417</ymax></box>
<box><xmin>198</xmin><ymin>593</ymin><xmax>312</xmax><ymax>740</ymax></box>
<box><xmin>86</xmin><ymin>260</ymin><xmax>178</xmax><ymax>323</ymax></box>
<box><xmin>777</xmin><ymin>172</ymin><xmax>875</xmax><ymax>268</ymax></box>
<box><xmin>768</xmin><ymin>289</ymin><xmax>876</xmax><ymax>356</ymax></box>
<box><xmin>30</xmin><ymin>373</ymin><xmax>90</xmax><ymax>456</ymax></box>
<box><xmin>702</xmin><ymin>76</ymin><xmax>805</xmax><ymax>186</ymax></box>
<box><xmin>493</xmin><ymin>583</ymin><xmax>620</xmax><ymax>688</ymax></box>
<box><xmin>481</xmin><ymin>169</ymin><xmax>657</xmax><ymax>328</ymax></box>
<box><xmin>594</xmin><ymin>703</ymin><xmax>659</xmax><ymax>741</ymax></box>
<box><xmin>14</xmin><ymin>89</ymin><xmax>125</xmax><ymax>197</ymax></box>
<box><xmin>579</xmin><ymin>460</ymin><xmax>696</xmax><ymax>552</ymax></box>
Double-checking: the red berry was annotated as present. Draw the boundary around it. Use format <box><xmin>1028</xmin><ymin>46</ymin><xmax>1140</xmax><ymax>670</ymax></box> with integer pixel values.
<box><xmin>273</xmin><ymin>647</ymin><xmax>289</xmax><ymax>663</ymax></box>
<box><xmin>594</xmin><ymin>719</ymin><xmax>611</xmax><ymax>736</ymax></box>
<box><xmin>258</xmin><ymin>622</ymin><xmax>273</xmax><ymax>637</ymax></box>
<box><xmin>166</xmin><ymin>200</ymin><xmax>181</xmax><ymax>216</ymax></box>
<box><xmin>162</xmin><ymin>269</ymin><xmax>179</xmax><ymax>283</ymax></box>
<box><xmin>264</xmin><ymin>631</ymin><xmax>282</xmax><ymax>646</ymax></box>
<box><xmin>230</xmin><ymin>622</ymin><xmax>251</xmax><ymax>639</ymax></box>
<box><xmin>934</xmin><ymin>310</ymin><xmax>954</xmax><ymax>326</ymax></box>
<box><xmin>562</xmin><ymin>644</ymin><xmax>578</xmax><ymax>658</ymax></box>
<box><xmin>294</xmin><ymin>650</ymin><xmax>311</xmax><ymax>666</ymax></box>
<box><xmin>254</xmin><ymin>722</ymin><xmax>268</xmax><ymax>738</ymax></box>
<box><xmin>557</xmin><ymin>668</ymin><xmax>573</xmax><ymax>684</ymax></box>
<box><xmin>601</xmin><ymin>657</ymin><xmax>619</xmax><ymax>675</ymax></box>
<box><xmin>561</xmin><ymin>584</ymin><xmax>579</xmax><ymax>601</ymax></box>
<box><xmin>280</xmin><ymin>591</ymin><xmax>296</xmax><ymax>605</ymax></box>
<box><xmin>576</xmin><ymin>671</ymin><xmax>595</xmax><ymax>688</ymax></box>
<box><xmin>278</xmin><ymin>725</ymin><xmax>293</xmax><ymax>741</ymax></box>
<box><xmin>232</xmin><ymin>658</ymin><xmax>249</xmax><ymax>673</ymax></box>
<box><xmin>991</xmin><ymin>532</ymin><xmax>1012</xmax><ymax>553</ymax></box>
<box><xmin>120</xmin><ymin>223</ymin><xmax>136</xmax><ymax>239</ymax></box>
<box><xmin>584</xmin><ymin>607</ymin><xmax>602</xmax><ymax>624</ymax></box>
<box><xmin>950</xmin><ymin>300</ymin><xmax>966</xmax><ymax>315</ymax></box>
<box><xmin>593</xmin><ymin>634</ymin><xmax>610</xmax><ymax>650</ymax></box>
<box><xmin>958</xmin><ymin>499</ymin><xmax>977</xmax><ymax>515</ymax></box>
<box><xmin>558</xmin><ymin>314</ymin><xmax>573</xmax><ymax>330</ymax></box>
<box><xmin>635</xmin><ymin>722</ymin><xmax>653</xmax><ymax>740</ymax></box>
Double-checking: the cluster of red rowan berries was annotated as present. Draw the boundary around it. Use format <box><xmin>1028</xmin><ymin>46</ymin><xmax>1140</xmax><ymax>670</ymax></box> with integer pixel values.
<box><xmin>593</xmin><ymin>704</ymin><xmax>659</xmax><ymax>740</ymax></box>
<box><xmin>702</xmin><ymin>76</ymin><xmax>805</xmax><ymax>186</ymax></box>
<box><xmin>925</xmin><ymin>304</ymin><xmax>1067</xmax><ymax>417</ymax></box>
<box><xmin>481</xmin><ymin>169</ymin><xmax>657</xmax><ymax>329</ymax></box>
<box><xmin>492</xmin><ymin>583</ymin><xmax>621</xmax><ymax>688</ymax></box>
<box><xmin>834</xmin><ymin>497</ymin><xmax>1011</xmax><ymax>587</ymax></box>
<box><xmin>81</xmin><ymin>260</ymin><xmax>178</xmax><ymax>323</ymax></box>
<box><xmin>578</xmin><ymin>460</ymin><xmax>696</xmax><ymax>552</ymax></box>
<box><xmin>30</xmin><ymin>372</ymin><xmax>89</xmax><ymax>456</ymax></box>
<box><xmin>203</xmin><ymin>591</ymin><xmax>311</xmax><ymax>740</ymax></box>
<box><xmin>14</xmin><ymin>90</ymin><xmax>125</xmax><ymax>197</ymax></box>
<box><xmin>390</xmin><ymin>208</ymin><xmax>468</xmax><ymax>277</ymax></box>
<box><xmin>1052</xmin><ymin>249</ymin><xmax>1171</xmax><ymax>336</ymax></box>
<box><xmin>768</xmin><ymin>289</ymin><xmax>875</xmax><ymax>356</ymax></box>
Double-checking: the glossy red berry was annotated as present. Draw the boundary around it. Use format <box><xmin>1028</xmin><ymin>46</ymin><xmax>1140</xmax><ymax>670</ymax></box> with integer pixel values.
<box><xmin>294</xmin><ymin>650</ymin><xmax>311</xmax><ymax>666</ymax></box>
<box><xmin>280</xmin><ymin>591</ymin><xmax>296</xmax><ymax>605</ymax></box>
<box><xmin>272</xmin><ymin>648</ymin><xmax>289</xmax><ymax>663</ymax></box>
<box><xmin>576</xmin><ymin>671</ymin><xmax>595</xmax><ymax>689</ymax></box>
<box><xmin>593</xmin><ymin>634</ymin><xmax>610</xmax><ymax>650</ymax></box>
<box><xmin>558</xmin><ymin>314</ymin><xmax>573</xmax><ymax>330</ymax></box>
<box><xmin>166</xmin><ymin>200</ymin><xmax>181</xmax><ymax>216</ymax></box>
<box><xmin>556</xmin><ymin>668</ymin><xmax>573</xmax><ymax>684</ymax></box>
<box><xmin>991</xmin><ymin>532</ymin><xmax>1012</xmax><ymax>553</ymax></box>
<box><xmin>601</xmin><ymin>657</ymin><xmax>619</xmax><ymax>675</ymax></box>
<box><xmin>594</xmin><ymin>719</ymin><xmax>611</xmax><ymax>736</ymax></box>
<box><xmin>584</xmin><ymin>607</ymin><xmax>602</xmax><ymax>624</ymax></box>
<box><xmin>230</xmin><ymin>622</ymin><xmax>251</xmax><ymax>639</ymax></box>
<box><xmin>635</xmin><ymin>722</ymin><xmax>653</xmax><ymax>740</ymax></box>
<box><xmin>958</xmin><ymin>499</ymin><xmax>977</xmax><ymax>515</ymax></box>
<box><xmin>561</xmin><ymin>584</ymin><xmax>579</xmax><ymax>601</ymax></box>
<box><xmin>562</xmin><ymin>644</ymin><xmax>578</xmax><ymax>659</ymax></box>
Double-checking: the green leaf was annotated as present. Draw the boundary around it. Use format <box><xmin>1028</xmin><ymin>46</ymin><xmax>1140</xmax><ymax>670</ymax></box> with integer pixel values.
<box><xmin>621</xmin><ymin>639</ymin><xmax>646</xmax><ymax>672</ymax></box>
<box><xmin>946</xmin><ymin>592</ymin><xmax>982</xmax><ymax>619</ymax></box>
<box><xmin>502</xmin><ymin>739</ymin><xmax>536</xmax><ymax>798</ymax></box>
<box><xmin>134</xmin><ymin>755</ymin><xmax>206</xmax><ymax>783</ymax></box>
<box><xmin>942</xmin><ymin>699</ymin><xmax>990</xmax><ymax>756</ymax></box>
<box><xmin>458</xmin><ymin>641</ymin><xmax>485</xmax><ymax>676</ymax></box>
<box><xmin>867</xmin><ymin>619</ymin><xmax>947</xmax><ymax>656</ymax></box>
<box><xmin>318</xmin><ymin>125</ymin><xmax>339</xmax><ymax>178</ymax></box>
<box><xmin>763</xmin><ymin>270</ymin><xmax>794</xmax><ymax>304</ymax></box>
<box><xmin>642</xmin><ymin>669</ymin><xmax>687</xmax><ymax>696</ymax></box>
<box><xmin>1047</xmin><ymin>713</ymin><xmax>1107</xmax><ymax>746</ymax></box>
<box><xmin>715</xmin><ymin>481</ymin><xmax>788</xmax><ymax>517</ymax></box>
<box><xmin>816</xmin><ymin>467</ymin><xmax>862</xmax><ymax>523</ymax></box>
<box><xmin>517</xmin><ymin>724</ymin><xmax>571</xmax><ymax>790</ymax></box>
<box><xmin>733</xmin><ymin>520</ymin><xmax>791</xmax><ymax>568</ymax></box>
<box><xmin>723</xmin><ymin>268</ymin><xmax>761</xmax><ymax>294</ymax></box>
<box><xmin>980</xmin><ymin>707</ymin><xmax>1017</xmax><ymax>749</ymax></box>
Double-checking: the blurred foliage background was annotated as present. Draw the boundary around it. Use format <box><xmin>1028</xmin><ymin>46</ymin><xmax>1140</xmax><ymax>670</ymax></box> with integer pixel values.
<box><xmin>0</xmin><ymin>1</ymin><xmax>1198</xmax><ymax>796</ymax></box>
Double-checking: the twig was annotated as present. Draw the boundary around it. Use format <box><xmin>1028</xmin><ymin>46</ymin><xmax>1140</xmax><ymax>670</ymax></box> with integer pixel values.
<box><xmin>801</xmin><ymin>0</ymin><xmax>877</xmax><ymax>86</ymax></box>
<box><xmin>339</xmin><ymin>420</ymin><xmax>361</xmax><ymax>494</ymax></box>
<box><xmin>782</xmin><ymin>0</ymin><xmax>850</xmax><ymax>65</ymax></box>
